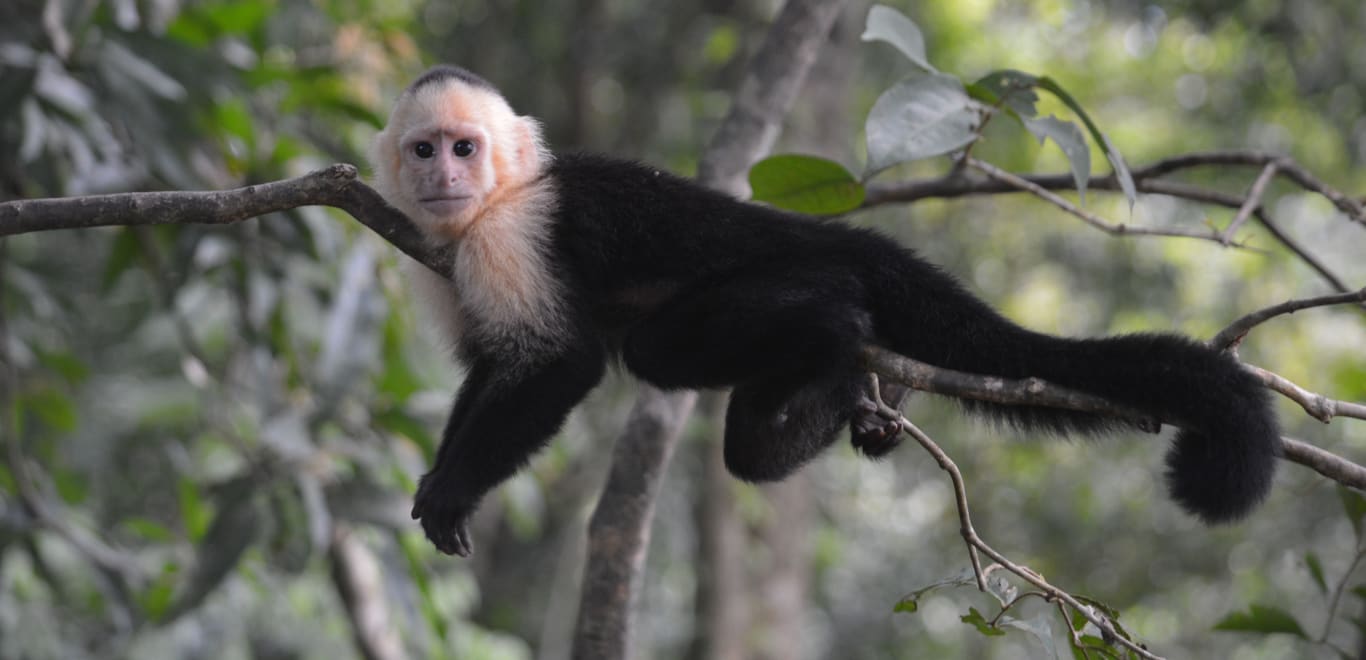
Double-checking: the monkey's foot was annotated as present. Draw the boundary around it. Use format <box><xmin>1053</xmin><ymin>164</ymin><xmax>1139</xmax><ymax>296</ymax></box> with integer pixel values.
<box><xmin>850</xmin><ymin>376</ymin><xmax>910</xmax><ymax>458</ymax></box>
<box><xmin>851</xmin><ymin>398</ymin><xmax>903</xmax><ymax>457</ymax></box>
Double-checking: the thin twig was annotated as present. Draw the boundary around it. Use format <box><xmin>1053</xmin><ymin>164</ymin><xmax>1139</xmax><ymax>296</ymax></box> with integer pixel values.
<box><xmin>965</xmin><ymin>157</ymin><xmax>1254</xmax><ymax>246</ymax></box>
<box><xmin>1319</xmin><ymin>545</ymin><xmax>1366</xmax><ymax>646</ymax></box>
<box><xmin>1222</xmin><ymin>161</ymin><xmax>1278</xmax><ymax>245</ymax></box>
<box><xmin>1212</xmin><ymin>288</ymin><xmax>1366</xmax><ymax>349</ymax></box>
<box><xmin>861</xmin><ymin>152</ymin><xmax>1362</xmax><ymax>295</ymax></box>
<box><xmin>898</xmin><ymin>417</ymin><xmax>1165</xmax><ymax>660</ymax></box>
<box><xmin>1253</xmin><ymin>211</ymin><xmax>1358</xmax><ymax>296</ymax></box>
<box><xmin>867</xmin><ymin>149</ymin><xmax>1364</xmax><ymax>226</ymax></box>
<box><xmin>1276</xmin><ymin>159</ymin><xmax>1366</xmax><ymax>226</ymax></box>
<box><xmin>870</xmin><ymin>373</ymin><xmax>984</xmax><ymax>588</ymax></box>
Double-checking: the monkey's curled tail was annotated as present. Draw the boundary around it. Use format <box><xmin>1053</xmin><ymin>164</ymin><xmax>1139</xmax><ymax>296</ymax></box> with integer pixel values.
<box><xmin>867</xmin><ymin>255</ymin><xmax>1280</xmax><ymax>523</ymax></box>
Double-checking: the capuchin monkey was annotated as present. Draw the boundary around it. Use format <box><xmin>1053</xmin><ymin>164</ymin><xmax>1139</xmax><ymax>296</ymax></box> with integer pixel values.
<box><xmin>370</xmin><ymin>65</ymin><xmax>1280</xmax><ymax>556</ymax></box>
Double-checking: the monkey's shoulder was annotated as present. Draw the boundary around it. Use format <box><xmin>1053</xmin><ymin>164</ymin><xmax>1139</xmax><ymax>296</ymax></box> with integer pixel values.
<box><xmin>543</xmin><ymin>151</ymin><xmax>851</xmax><ymax>236</ymax></box>
<box><xmin>546</xmin><ymin>152</ymin><xmax>725</xmax><ymax>207</ymax></box>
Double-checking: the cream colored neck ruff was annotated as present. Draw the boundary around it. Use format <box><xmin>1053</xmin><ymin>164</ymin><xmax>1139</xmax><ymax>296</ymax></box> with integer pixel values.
<box><xmin>449</xmin><ymin>176</ymin><xmax>566</xmax><ymax>347</ymax></box>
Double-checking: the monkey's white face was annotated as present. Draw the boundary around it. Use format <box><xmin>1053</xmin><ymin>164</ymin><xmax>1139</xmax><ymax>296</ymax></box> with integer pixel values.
<box><xmin>398</xmin><ymin>122</ymin><xmax>494</xmax><ymax>223</ymax></box>
<box><xmin>371</xmin><ymin>81</ymin><xmax>546</xmax><ymax>241</ymax></box>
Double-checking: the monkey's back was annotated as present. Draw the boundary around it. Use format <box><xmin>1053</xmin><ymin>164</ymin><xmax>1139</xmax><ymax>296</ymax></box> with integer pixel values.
<box><xmin>547</xmin><ymin>153</ymin><xmax>892</xmax><ymax>302</ymax></box>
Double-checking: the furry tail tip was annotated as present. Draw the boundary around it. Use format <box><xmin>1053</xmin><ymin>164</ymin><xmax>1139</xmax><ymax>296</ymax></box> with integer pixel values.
<box><xmin>1164</xmin><ymin>423</ymin><xmax>1281</xmax><ymax>524</ymax></box>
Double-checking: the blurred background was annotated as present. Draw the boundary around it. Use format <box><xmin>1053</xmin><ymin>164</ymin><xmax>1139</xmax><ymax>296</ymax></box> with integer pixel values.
<box><xmin>1</xmin><ymin>0</ymin><xmax>1364</xmax><ymax>658</ymax></box>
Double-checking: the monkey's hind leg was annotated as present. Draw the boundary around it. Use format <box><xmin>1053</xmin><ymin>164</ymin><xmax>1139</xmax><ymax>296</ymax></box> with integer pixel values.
<box><xmin>723</xmin><ymin>370</ymin><xmax>865</xmax><ymax>482</ymax></box>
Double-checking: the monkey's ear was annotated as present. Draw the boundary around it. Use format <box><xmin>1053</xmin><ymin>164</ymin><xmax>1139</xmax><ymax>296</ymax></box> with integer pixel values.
<box><xmin>513</xmin><ymin>116</ymin><xmax>548</xmax><ymax>173</ymax></box>
<box><xmin>369</xmin><ymin>128</ymin><xmax>401</xmax><ymax>187</ymax></box>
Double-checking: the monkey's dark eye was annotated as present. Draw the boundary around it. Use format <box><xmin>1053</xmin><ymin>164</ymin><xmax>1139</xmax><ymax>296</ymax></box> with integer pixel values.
<box><xmin>453</xmin><ymin>140</ymin><xmax>477</xmax><ymax>158</ymax></box>
<box><xmin>413</xmin><ymin>142</ymin><xmax>435</xmax><ymax>159</ymax></box>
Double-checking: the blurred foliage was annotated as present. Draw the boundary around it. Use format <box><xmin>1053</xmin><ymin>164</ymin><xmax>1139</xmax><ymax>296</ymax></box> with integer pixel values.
<box><xmin>0</xmin><ymin>1</ymin><xmax>1362</xmax><ymax>659</ymax></box>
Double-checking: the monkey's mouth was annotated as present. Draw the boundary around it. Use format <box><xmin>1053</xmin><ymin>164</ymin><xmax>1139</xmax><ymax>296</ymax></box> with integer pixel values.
<box><xmin>418</xmin><ymin>196</ymin><xmax>473</xmax><ymax>213</ymax></box>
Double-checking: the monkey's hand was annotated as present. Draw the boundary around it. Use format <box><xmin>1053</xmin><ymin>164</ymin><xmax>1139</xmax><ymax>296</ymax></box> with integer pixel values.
<box><xmin>411</xmin><ymin>471</ymin><xmax>477</xmax><ymax>557</ymax></box>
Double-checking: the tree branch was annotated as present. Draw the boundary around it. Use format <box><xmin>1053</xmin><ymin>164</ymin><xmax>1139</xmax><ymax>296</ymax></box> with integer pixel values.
<box><xmin>896</xmin><ymin>415</ymin><xmax>1166</xmax><ymax>660</ymax></box>
<box><xmin>1221</xmin><ymin>162</ymin><xmax>1278</xmax><ymax>245</ymax></box>
<box><xmin>330</xmin><ymin>526</ymin><xmax>404</xmax><ymax>660</ymax></box>
<box><xmin>864</xmin><ymin>150</ymin><xmax>1364</xmax><ymax>295</ymax></box>
<box><xmin>1245</xmin><ymin>365</ymin><xmax>1366</xmax><ymax>425</ymax></box>
<box><xmin>0</xmin><ymin>164</ymin><xmax>450</xmax><ymax>277</ymax></box>
<box><xmin>966</xmin><ymin>157</ymin><xmax>1253</xmax><ymax>245</ymax></box>
<box><xmin>1212</xmin><ymin>287</ymin><xmax>1366</xmax><ymax>349</ymax></box>
<box><xmin>868</xmin><ymin>150</ymin><xmax>1364</xmax><ymax>226</ymax></box>
<box><xmin>862</xmin><ymin>346</ymin><xmax>1366</xmax><ymax>490</ymax></box>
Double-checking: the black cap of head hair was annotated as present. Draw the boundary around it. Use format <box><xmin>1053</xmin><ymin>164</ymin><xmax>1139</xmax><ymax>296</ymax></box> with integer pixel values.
<box><xmin>407</xmin><ymin>65</ymin><xmax>497</xmax><ymax>94</ymax></box>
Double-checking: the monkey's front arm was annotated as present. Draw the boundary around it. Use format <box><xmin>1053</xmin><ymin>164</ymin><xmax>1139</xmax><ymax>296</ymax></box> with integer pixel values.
<box><xmin>412</xmin><ymin>345</ymin><xmax>606</xmax><ymax>556</ymax></box>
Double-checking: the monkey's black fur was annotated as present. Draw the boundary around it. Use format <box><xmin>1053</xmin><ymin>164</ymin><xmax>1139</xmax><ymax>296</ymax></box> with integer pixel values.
<box><xmin>409</xmin><ymin>64</ymin><xmax>497</xmax><ymax>94</ymax></box>
<box><xmin>412</xmin><ymin>151</ymin><xmax>1280</xmax><ymax>555</ymax></box>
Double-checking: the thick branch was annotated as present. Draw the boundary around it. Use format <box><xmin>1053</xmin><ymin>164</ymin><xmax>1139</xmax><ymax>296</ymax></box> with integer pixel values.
<box><xmin>1245</xmin><ymin>365</ymin><xmax>1366</xmax><ymax>424</ymax></box>
<box><xmin>862</xmin><ymin>346</ymin><xmax>1366</xmax><ymax>490</ymax></box>
<box><xmin>0</xmin><ymin>164</ymin><xmax>451</xmax><ymax>276</ymax></box>
<box><xmin>572</xmin><ymin>386</ymin><xmax>695</xmax><ymax>660</ymax></box>
<box><xmin>330</xmin><ymin>527</ymin><xmax>404</xmax><ymax>660</ymax></box>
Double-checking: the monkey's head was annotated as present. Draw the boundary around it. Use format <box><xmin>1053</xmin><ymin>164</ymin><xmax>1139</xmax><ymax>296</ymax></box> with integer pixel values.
<box><xmin>370</xmin><ymin>66</ymin><xmax>548</xmax><ymax>240</ymax></box>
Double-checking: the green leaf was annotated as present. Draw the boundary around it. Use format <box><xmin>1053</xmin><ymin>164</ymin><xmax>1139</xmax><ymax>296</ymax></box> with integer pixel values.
<box><xmin>0</xmin><ymin>465</ymin><xmax>15</xmax><ymax>496</ymax></box>
<box><xmin>137</xmin><ymin>562</ymin><xmax>180</xmax><ymax>621</ymax></box>
<box><xmin>213</xmin><ymin>98</ymin><xmax>255</xmax><ymax>150</ymax></box>
<box><xmin>862</xmin><ymin>5</ymin><xmax>937</xmax><ymax>73</ymax></box>
<box><xmin>199</xmin><ymin>0</ymin><xmax>272</xmax><ymax>35</ymax></box>
<box><xmin>961</xmin><ymin>607</ymin><xmax>1006</xmax><ymax>637</ymax></box>
<box><xmin>53</xmin><ymin>468</ymin><xmax>88</xmax><ymax>505</ymax></box>
<box><xmin>865</xmin><ymin>73</ymin><xmax>979</xmax><ymax>177</ymax></box>
<box><xmin>893</xmin><ymin>599</ymin><xmax>920</xmax><ymax>613</ymax></box>
<box><xmin>1035</xmin><ymin>76</ymin><xmax>1137</xmax><ymax>209</ymax></box>
<box><xmin>36</xmin><ymin>349</ymin><xmax>89</xmax><ymax>385</ymax></box>
<box><xmin>1305</xmin><ymin>552</ymin><xmax>1328</xmax><ymax>595</ymax></box>
<box><xmin>164</xmin><ymin>15</ymin><xmax>213</xmax><ymax>47</ymax></box>
<box><xmin>1077</xmin><ymin>635</ymin><xmax>1119</xmax><ymax>658</ymax></box>
<box><xmin>703</xmin><ymin>25</ymin><xmax>740</xmax><ymax>65</ymax></box>
<box><xmin>1023</xmin><ymin>115</ymin><xmax>1092</xmax><ymax>203</ymax></box>
<box><xmin>748</xmin><ymin>155</ymin><xmax>865</xmax><ymax>215</ymax></box>
<box><xmin>1213</xmin><ymin>604</ymin><xmax>1308</xmax><ymax>638</ymax></box>
<box><xmin>101</xmin><ymin>228</ymin><xmax>142</xmax><ymax>293</ymax></box>
<box><xmin>178</xmin><ymin>479</ymin><xmax>211</xmax><ymax>541</ymax></box>
<box><xmin>970</xmin><ymin>70</ymin><xmax>1040</xmax><ymax>118</ymax></box>
<box><xmin>23</xmin><ymin>388</ymin><xmax>77</xmax><ymax>433</ymax></box>
<box><xmin>1340</xmin><ymin>486</ymin><xmax>1366</xmax><ymax>540</ymax></box>
<box><xmin>377</xmin><ymin>351</ymin><xmax>422</xmax><ymax>404</ymax></box>
<box><xmin>374</xmin><ymin>407</ymin><xmax>437</xmax><ymax>461</ymax></box>
<box><xmin>121</xmin><ymin>517</ymin><xmax>175</xmax><ymax>542</ymax></box>
<box><xmin>1070</xmin><ymin>607</ymin><xmax>1091</xmax><ymax>631</ymax></box>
